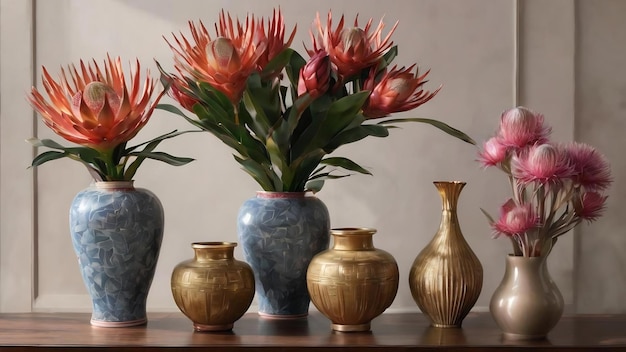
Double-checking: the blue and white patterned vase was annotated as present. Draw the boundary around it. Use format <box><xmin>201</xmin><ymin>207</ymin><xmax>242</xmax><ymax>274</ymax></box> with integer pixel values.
<box><xmin>237</xmin><ymin>191</ymin><xmax>330</xmax><ymax>318</ymax></box>
<box><xmin>69</xmin><ymin>181</ymin><xmax>164</xmax><ymax>327</ymax></box>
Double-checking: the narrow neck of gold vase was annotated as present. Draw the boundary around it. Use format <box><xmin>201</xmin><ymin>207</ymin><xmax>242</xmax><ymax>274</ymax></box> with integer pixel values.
<box><xmin>193</xmin><ymin>245</ymin><xmax>234</xmax><ymax>261</ymax></box>
<box><xmin>332</xmin><ymin>233</ymin><xmax>375</xmax><ymax>251</ymax></box>
<box><xmin>435</xmin><ymin>181</ymin><xmax>465</xmax><ymax>211</ymax></box>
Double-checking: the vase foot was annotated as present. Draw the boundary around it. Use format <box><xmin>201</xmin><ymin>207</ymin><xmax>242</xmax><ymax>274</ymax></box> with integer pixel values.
<box><xmin>431</xmin><ymin>323</ymin><xmax>462</xmax><ymax>328</ymax></box>
<box><xmin>258</xmin><ymin>312</ymin><xmax>308</xmax><ymax>320</ymax></box>
<box><xmin>193</xmin><ymin>323</ymin><xmax>234</xmax><ymax>332</ymax></box>
<box><xmin>503</xmin><ymin>332</ymin><xmax>548</xmax><ymax>341</ymax></box>
<box><xmin>332</xmin><ymin>322</ymin><xmax>371</xmax><ymax>332</ymax></box>
<box><xmin>90</xmin><ymin>317</ymin><xmax>147</xmax><ymax>328</ymax></box>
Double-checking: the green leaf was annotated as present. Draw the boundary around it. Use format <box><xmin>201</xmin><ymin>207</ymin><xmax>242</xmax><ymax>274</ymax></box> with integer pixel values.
<box><xmin>480</xmin><ymin>208</ymin><xmax>495</xmax><ymax>225</ymax></box>
<box><xmin>234</xmin><ymin>155</ymin><xmax>278</xmax><ymax>191</ymax></box>
<box><xmin>291</xmin><ymin>91</ymin><xmax>370</xmax><ymax>159</ymax></box>
<box><xmin>320</xmin><ymin>157</ymin><xmax>372</xmax><ymax>175</ymax></box>
<box><xmin>128</xmin><ymin>151</ymin><xmax>194</xmax><ymax>166</ymax></box>
<box><xmin>324</xmin><ymin>124</ymin><xmax>390</xmax><ymax>153</ymax></box>
<box><xmin>261</xmin><ymin>48</ymin><xmax>293</xmax><ymax>79</ymax></box>
<box><xmin>30</xmin><ymin>151</ymin><xmax>67</xmax><ymax>167</ymax></box>
<box><xmin>378</xmin><ymin>118</ymin><xmax>476</xmax><ymax>145</ymax></box>
<box><xmin>305</xmin><ymin>179</ymin><xmax>324</xmax><ymax>194</ymax></box>
<box><xmin>378</xmin><ymin>45</ymin><xmax>398</xmax><ymax>72</ymax></box>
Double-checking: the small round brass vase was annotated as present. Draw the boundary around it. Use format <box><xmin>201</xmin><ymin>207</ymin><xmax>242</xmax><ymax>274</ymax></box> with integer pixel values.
<box><xmin>409</xmin><ymin>181</ymin><xmax>483</xmax><ymax>328</ymax></box>
<box><xmin>306</xmin><ymin>228</ymin><xmax>399</xmax><ymax>332</ymax></box>
<box><xmin>171</xmin><ymin>242</ymin><xmax>255</xmax><ymax>332</ymax></box>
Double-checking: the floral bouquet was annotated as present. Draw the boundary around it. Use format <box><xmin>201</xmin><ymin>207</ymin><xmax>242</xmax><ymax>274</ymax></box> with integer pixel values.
<box><xmin>478</xmin><ymin>106</ymin><xmax>612</xmax><ymax>257</ymax></box>
<box><xmin>28</xmin><ymin>55</ymin><xmax>193</xmax><ymax>181</ymax></box>
<box><xmin>158</xmin><ymin>9</ymin><xmax>475</xmax><ymax>193</ymax></box>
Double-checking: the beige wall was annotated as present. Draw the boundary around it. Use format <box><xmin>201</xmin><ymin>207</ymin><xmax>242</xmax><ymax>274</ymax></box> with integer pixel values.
<box><xmin>0</xmin><ymin>0</ymin><xmax>623</xmax><ymax>313</ymax></box>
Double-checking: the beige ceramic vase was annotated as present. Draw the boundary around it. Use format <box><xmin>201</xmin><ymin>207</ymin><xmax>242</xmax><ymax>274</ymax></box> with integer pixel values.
<box><xmin>171</xmin><ymin>242</ymin><xmax>255</xmax><ymax>332</ymax></box>
<box><xmin>306</xmin><ymin>228</ymin><xmax>399</xmax><ymax>332</ymax></box>
<box><xmin>490</xmin><ymin>255</ymin><xmax>564</xmax><ymax>340</ymax></box>
<box><xmin>409</xmin><ymin>181</ymin><xmax>483</xmax><ymax>328</ymax></box>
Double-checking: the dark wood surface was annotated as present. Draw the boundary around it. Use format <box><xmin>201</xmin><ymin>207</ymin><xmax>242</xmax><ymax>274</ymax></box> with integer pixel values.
<box><xmin>0</xmin><ymin>312</ymin><xmax>625</xmax><ymax>351</ymax></box>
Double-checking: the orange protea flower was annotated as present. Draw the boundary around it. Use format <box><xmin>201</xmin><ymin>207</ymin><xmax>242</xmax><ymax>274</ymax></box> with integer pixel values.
<box><xmin>363</xmin><ymin>65</ymin><xmax>441</xmax><ymax>119</ymax></box>
<box><xmin>254</xmin><ymin>8</ymin><xmax>297</xmax><ymax>75</ymax></box>
<box><xmin>167</xmin><ymin>13</ymin><xmax>264</xmax><ymax>105</ymax></box>
<box><xmin>169</xmin><ymin>74</ymin><xmax>199</xmax><ymax>112</ymax></box>
<box><xmin>28</xmin><ymin>56</ymin><xmax>159</xmax><ymax>151</ymax></box>
<box><xmin>308</xmin><ymin>12</ymin><xmax>397</xmax><ymax>80</ymax></box>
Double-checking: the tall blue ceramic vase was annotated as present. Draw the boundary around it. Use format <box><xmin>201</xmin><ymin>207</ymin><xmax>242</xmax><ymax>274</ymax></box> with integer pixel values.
<box><xmin>237</xmin><ymin>192</ymin><xmax>330</xmax><ymax>318</ymax></box>
<box><xmin>69</xmin><ymin>181</ymin><xmax>164</xmax><ymax>327</ymax></box>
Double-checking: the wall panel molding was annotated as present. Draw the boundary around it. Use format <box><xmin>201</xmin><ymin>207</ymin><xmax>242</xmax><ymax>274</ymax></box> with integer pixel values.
<box><xmin>0</xmin><ymin>0</ymin><xmax>36</xmax><ymax>312</ymax></box>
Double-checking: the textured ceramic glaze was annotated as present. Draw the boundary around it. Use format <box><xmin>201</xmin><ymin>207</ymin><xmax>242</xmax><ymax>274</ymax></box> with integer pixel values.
<box><xmin>69</xmin><ymin>181</ymin><xmax>163</xmax><ymax>327</ymax></box>
<box><xmin>409</xmin><ymin>181</ymin><xmax>483</xmax><ymax>328</ymax></box>
<box><xmin>490</xmin><ymin>255</ymin><xmax>564</xmax><ymax>340</ymax></box>
<box><xmin>171</xmin><ymin>242</ymin><xmax>255</xmax><ymax>332</ymax></box>
<box><xmin>237</xmin><ymin>192</ymin><xmax>330</xmax><ymax>318</ymax></box>
<box><xmin>307</xmin><ymin>228</ymin><xmax>399</xmax><ymax>332</ymax></box>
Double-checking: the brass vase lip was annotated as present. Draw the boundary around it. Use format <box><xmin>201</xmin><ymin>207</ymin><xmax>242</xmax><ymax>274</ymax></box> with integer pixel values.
<box><xmin>192</xmin><ymin>242</ymin><xmax>237</xmax><ymax>248</ymax></box>
<box><xmin>95</xmin><ymin>180</ymin><xmax>135</xmax><ymax>190</ymax></box>
<box><xmin>432</xmin><ymin>180</ymin><xmax>466</xmax><ymax>185</ymax></box>
<box><xmin>331</xmin><ymin>227</ymin><xmax>377</xmax><ymax>236</ymax></box>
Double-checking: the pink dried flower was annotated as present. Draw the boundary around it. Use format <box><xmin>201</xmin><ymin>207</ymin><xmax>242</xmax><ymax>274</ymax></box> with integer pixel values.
<box><xmin>574</xmin><ymin>191</ymin><xmax>608</xmax><ymax>222</ymax></box>
<box><xmin>498</xmin><ymin>107</ymin><xmax>551</xmax><ymax>149</ymax></box>
<box><xmin>298</xmin><ymin>50</ymin><xmax>331</xmax><ymax>98</ymax></box>
<box><xmin>493</xmin><ymin>200</ymin><xmax>539</xmax><ymax>237</ymax></box>
<box><xmin>478</xmin><ymin>136</ymin><xmax>508</xmax><ymax>167</ymax></box>
<box><xmin>512</xmin><ymin>144</ymin><xmax>573</xmax><ymax>184</ymax></box>
<box><xmin>565</xmin><ymin>142</ymin><xmax>612</xmax><ymax>191</ymax></box>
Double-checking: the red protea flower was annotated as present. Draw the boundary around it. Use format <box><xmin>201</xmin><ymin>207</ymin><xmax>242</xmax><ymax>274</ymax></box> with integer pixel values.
<box><xmin>574</xmin><ymin>191</ymin><xmax>608</xmax><ymax>222</ymax></box>
<box><xmin>167</xmin><ymin>17</ymin><xmax>264</xmax><ymax>105</ymax></box>
<box><xmin>254</xmin><ymin>8</ymin><xmax>297</xmax><ymax>74</ymax></box>
<box><xmin>362</xmin><ymin>65</ymin><xmax>441</xmax><ymax>119</ymax></box>
<box><xmin>564</xmin><ymin>142</ymin><xmax>612</xmax><ymax>191</ymax></box>
<box><xmin>512</xmin><ymin>144</ymin><xmax>573</xmax><ymax>184</ymax></box>
<box><xmin>28</xmin><ymin>56</ymin><xmax>160</xmax><ymax>151</ymax></box>
<box><xmin>297</xmin><ymin>51</ymin><xmax>331</xmax><ymax>98</ymax></box>
<box><xmin>478</xmin><ymin>136</ymin><xmax>508</xmax><ymax>167</ymax></box>
<box><xmin>498</xmin><ymin>106</ymin><xmax>551</xmax><ymax>149</ymax></box>
<box><xmin>493</xmin><ymin>200</ymin><xmax>539</xmax><ymax>237</ymax></box>
<box><xmin>308</xmin><ymin>12</ymin><xmax>397</xmax><ymax>79</ymax></box>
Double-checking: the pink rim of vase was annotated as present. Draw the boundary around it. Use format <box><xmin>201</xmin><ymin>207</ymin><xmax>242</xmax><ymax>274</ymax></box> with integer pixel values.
<box><xmin>90</xmin><ymin>317</ymin><xmax>147</xmax><ymax>328</ymax></box>
<box><xmin>256</xmin><ymin>191</ymin><xmax>307</xmax><ymax>199</ymax></box>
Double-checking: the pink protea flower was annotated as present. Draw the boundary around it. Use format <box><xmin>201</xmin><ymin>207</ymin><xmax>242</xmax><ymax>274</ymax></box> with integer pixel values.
<box><xmin>565</xmin><ymin>142</ymin><xmax>612</xmax><ymax>191</ymax></box>
<box><xmin>478</xmin><ymin>136</ymin><xmax>508</xmax><ymax>167</ymax></box>
<box><xmin>493</xmin><ymin>200</ymin><xmax>539</xmax><ymax>237</ymax></box>
<box><xmin>574</xmin><ymin>191</ymin><xmax>608</xmax><ymax>222</ymax></box>
<box><xmin>512</xmin><ymin>143</ymin><xmax>573</xmax><ymax>184</ymax></box>
<box><xmin>308</xmin><ymin>12</ymin><xmax>397</xmax><ymax>79</ymax></box>
<box><xmin>298</xmin><ymin>50</ymin><xmax>331</xmax><ymax>98</ymax></box>
<box><xmin>498</xmin><ymin>106</ymin><xmax>551</xmax><ymax>148</ymax></box>
<box><xmin>362</xmin><ymin>65</ymin><xmax>441</xmax><ymax>119</ymax></box>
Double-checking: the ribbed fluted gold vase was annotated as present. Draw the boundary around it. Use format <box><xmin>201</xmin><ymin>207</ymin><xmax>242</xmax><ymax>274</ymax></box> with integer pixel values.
<box><xmin>409</xmin><ymin>181</ymin><xmax>483</xmax><ymax>328</ymax></box>
<box><xmin>307</xmin><ymin>228</ymin><xmax>399</xmax><ymax>332</ymax></box>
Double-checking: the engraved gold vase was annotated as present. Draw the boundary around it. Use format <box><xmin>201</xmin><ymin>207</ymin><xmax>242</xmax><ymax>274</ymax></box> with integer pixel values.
<box><xmin>171</xmin><ymin>242</ymin><xmax>255</xmax><ymax>332</ymax></box>
<box><xmin>306</xmin><ymin>228</ymin><xmax>399</xmax><ymax>332</ymax></box>
<box><xmin>409</xmin><ymin>181</ymin><xmax>483</xmax><ymax>328</ymax></box>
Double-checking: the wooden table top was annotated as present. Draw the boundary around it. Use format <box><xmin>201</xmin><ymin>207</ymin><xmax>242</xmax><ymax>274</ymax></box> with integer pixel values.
<box><xmin>0</xmin><ymin>312</ymin><xmax>624</xmax><ymax>351</ymax></box>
